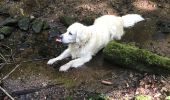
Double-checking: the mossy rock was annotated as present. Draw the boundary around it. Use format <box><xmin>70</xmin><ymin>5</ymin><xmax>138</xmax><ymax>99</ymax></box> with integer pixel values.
<box><xmin>0</xmin><ymin>26</ymin><xmax>14</xmax><ymax>36</ymax></box>
<box><xmin>103</xmin><ymin>41</ymin><xmax>170</xmax><ymax>74</ymax></box>
<box><xmin>32</xmin><ymin>19</ymin><xmax>44</xmax><ymax>33</ymax></box>
<box><xmin>0</xmin><ymin>17</ymin><xmax>18</xmax><ymax>26</ymax></box>
<box><xmin>0</xmin><ymin>5</ymin><xmax>10</xmax><ymax>16</ymax></box>
<box><xmin>18</xmin><ymin>17</ymin><xmax>31</xmax><ymax>31</ymax></box>
<box><xmin>43</xmin><ymin>21</ymin><xmax>50</xmax><ymax>30</ymax></box>
<box><xmin>134</xmin><ymin>95</ymin><xmax>150</xmax><ymax>100</ymax></box>
<box><xmin>81</xmin><ymin>17</ymin><xmax>94</xmax><ymax>25</ymax></box>
<box><xmin>59</xmin><ymin>16</ymin><xmax>75</xmax><ymax>27</ymax></box>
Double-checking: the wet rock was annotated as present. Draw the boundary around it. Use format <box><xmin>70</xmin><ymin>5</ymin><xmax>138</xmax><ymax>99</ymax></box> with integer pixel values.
<box><xmin>81</xmin><ymin>17</ymin><xmax>94</xmax><ymax>25</ymax></box>
<box><xmin>59</xmin><ymin>16</ymin><xmax>75</xmax><ymax>27</ymax></box>
<box><xmin>0</xmin><ymin>34</ymin><xmax>5</xmax><ymax>40</ymax></box>
<box><xmin>134</xmin><ymin>95</ymin><xmax>150</xmax><ymax>100</ymax></box>
<box><xmin>18</xmin><ymin>17</ymin><xmax>31</xmax><ymax>31</ymax></box>
<box><xmin>0</xmin><ymin>26</ymin><xmax>14</xmax><ymax>36</ymax></box>
<box><xmin>32</xmin><ymin>19</ymin><xmax>44</xmax><ymax>33</ymax></box>
<box><xmin>0</xmin><ymin>17</ymin><xmax>18</xmax><ymax>26</ymax></box>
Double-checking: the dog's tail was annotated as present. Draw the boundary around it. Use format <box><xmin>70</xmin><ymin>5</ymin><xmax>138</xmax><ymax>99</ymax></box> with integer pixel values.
<box><xmin>122</xmin><ymin>14</ymin><xmax>144</xmax><ymax>28</ymax></box>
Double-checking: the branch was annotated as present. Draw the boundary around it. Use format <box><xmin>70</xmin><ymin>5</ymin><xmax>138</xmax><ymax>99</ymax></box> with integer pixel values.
<box><xmin>0</xmin><ymin>64</ymin><xmax>21</xmax><ymax>83</ymax></box>
<box><xmin>0</xmin><ymin>86</ymin><xmax>15</xmax><ymax>100</ymax></box>
<box><xmin>0</xmin><ymin>53</ymin><xmax>7</xmax><ymax>63</ymax></box>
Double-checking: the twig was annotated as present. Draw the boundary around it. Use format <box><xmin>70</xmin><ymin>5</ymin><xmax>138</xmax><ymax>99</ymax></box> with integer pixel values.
<box><xmin>0</xmin><ymin>64</ymin><xmax>21</xmax><ymax>83</ymax></box>
<box><xmin>0</xmin><ymin>58</ymin><xmax>49</xmax><ymax>66</ymax></box>
<box><xmin>0</xmin><ymin>63</ymin><xmax>6</xmax><ymax>70</ymax></box>
<box><xmin>0</xmin><ymin>86</ymin><xmax>15</xmax><ymax>100</ymax></box>
<box><xmin>0</xmin><ymin>52</ymin><xmax>7</xmax><ymax>63</ymax></box>
<box><xmin>1</xmin><ymin>44</ymin><xmax>14</xmax><ymax>62</ymax></box>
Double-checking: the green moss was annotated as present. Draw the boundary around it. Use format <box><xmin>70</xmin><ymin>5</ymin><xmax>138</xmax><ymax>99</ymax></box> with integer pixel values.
<box><xmin>103</xmin><ymin>41</ymin><xmax>170</xmax><ymax>74</ymax></box>
<box><xmin>166</xmin><ymin>96</ymin><xmax>170</xmax><ymax>100</ymax></box>
<box><xmin>134</xmin><ymin>95</ymin><xmax>150</xmax><ymax>100</ymax></box>
<box><xmin>0</xmin><ymin>26</ymin><xmax>14</xmax><ymax>36</ymax></box>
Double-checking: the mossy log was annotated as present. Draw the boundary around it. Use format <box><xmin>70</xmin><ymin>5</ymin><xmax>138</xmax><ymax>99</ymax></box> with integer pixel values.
<box><xmin>103</xmin><ymin>41</ymin><xmax>170</xmax><ymax>74</ymax></box>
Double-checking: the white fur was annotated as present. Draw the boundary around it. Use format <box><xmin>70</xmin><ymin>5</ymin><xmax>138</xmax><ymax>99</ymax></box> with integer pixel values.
<box><xmin>47</xmin><ymin>14</ymin><xmax>144</xmax><ymax>71</ymax></box>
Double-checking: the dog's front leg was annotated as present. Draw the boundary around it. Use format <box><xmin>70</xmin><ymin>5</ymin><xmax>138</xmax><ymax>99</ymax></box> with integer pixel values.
<box><xmin>47</xmin><ymin>49</ymin><xmax>70</xmax><ymax>65</ymax></box>
<box><xmin>59</xmin><ymin>55</ymin><xmax>92</xmax><ymax>71</ymax></box>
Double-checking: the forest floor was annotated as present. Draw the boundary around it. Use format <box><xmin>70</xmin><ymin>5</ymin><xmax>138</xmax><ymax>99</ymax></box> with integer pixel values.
<box><xmin>0</xmin><ymin>0</ymin><xmax>170</xmax><ymax>100</ymax></box>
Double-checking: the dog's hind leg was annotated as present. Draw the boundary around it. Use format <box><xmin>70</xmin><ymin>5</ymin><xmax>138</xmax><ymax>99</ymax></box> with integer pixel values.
<box><xmin>47</xmin><ymin>49</ymin><xmax>71</xmax><ymax>65</ymax></box>
<box><xmin>59</xmin><ymin>55</ymin><xmax>92</xmax><ymax>71</ymax></box>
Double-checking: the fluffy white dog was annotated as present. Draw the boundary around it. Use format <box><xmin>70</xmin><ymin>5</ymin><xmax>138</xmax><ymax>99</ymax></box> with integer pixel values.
<box><xmin>47</xmin><ymin>14</ymin><xmax>144</xmax><ymax>71</ymax></box>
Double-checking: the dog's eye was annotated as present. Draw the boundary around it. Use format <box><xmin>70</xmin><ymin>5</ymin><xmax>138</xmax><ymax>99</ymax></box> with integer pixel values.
<box><xmin>69</xmin><ymin>32</ymin><xmax>72</xmax><ymax>35</ymax></box>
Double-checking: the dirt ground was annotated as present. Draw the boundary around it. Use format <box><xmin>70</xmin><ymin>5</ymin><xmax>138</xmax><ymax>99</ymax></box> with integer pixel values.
<box><xmin>0</xmin><ymin>0</ymin><xmax>170</xmax><ymax>100</ymax></box>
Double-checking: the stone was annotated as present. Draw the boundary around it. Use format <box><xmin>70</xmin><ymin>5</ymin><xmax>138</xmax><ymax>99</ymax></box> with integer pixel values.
<box><xmin>32</xmin><ymin>19</ymin><xmax>44</xmax><ymax>33</ymax></box>
<box><xmin>0</xmin><ymin>26</ymin><xmax>14</xmax><ymax>36</ymax></box>
<box><xmin>59</xmin><ymin>16</ymin><xmax>75</xmax><ymax>27</ymax></box>
<box><xmin>0</xmin><ymin>17</ymin><xmax>18</xmax><ymax>26</ymax></box>
<box><xmin>43</xmin><ymin>21</ymin><xmax>50</xmax><ymax>30</ymax></box>
<box><xmin>18</xmin><ymin>17</ymin><xmax>31</xmax><ymax>31</ymax></box>
<box><xmin>0</xmin><ymin>5</ymin><xmax>10</xmax><ymax>16</ymax></box>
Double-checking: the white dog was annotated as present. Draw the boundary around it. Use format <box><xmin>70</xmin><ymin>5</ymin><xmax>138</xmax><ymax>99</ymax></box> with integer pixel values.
<box><xmin>47</xmin><ymin>14</ymin><xmax>144</xmax><ymax>71</ymax></box>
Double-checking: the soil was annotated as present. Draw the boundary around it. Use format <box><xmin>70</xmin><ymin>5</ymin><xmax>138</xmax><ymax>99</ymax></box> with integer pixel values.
<box><xmin>0</xmin><ymin>0</ymin><xmax>170</xmax><ymax>100</ymax></box>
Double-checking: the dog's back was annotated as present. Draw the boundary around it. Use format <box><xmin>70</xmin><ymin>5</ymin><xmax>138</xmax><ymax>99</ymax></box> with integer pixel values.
<box><xmin>94</xmin><ymin>15</ymin><xmax>124</xmax><ymax>40</ymax></box>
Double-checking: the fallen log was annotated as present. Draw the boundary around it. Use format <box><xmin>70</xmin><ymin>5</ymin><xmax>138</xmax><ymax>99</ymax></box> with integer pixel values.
<box><xmin>103</xmin><ymin>41</ymin><xmax>170</xmax><ymax>74</ymax></box>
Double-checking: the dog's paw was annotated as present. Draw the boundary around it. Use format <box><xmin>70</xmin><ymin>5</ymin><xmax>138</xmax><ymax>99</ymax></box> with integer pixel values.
<box><xmin>47</xmin><ymin>58</ymin><xmax>56</xmax><ymax>65</ymax></box>
<box><xmin>59</xmin><ymin>65</ymin><xmax>71</xmax><ymax>72</ymax></box>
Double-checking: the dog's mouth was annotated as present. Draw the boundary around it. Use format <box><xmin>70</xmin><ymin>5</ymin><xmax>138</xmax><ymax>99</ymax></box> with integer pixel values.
<box><xmin>56</xmin><ymin>38</ymin><xmax>62</xmax><ymax>43</ymax></box>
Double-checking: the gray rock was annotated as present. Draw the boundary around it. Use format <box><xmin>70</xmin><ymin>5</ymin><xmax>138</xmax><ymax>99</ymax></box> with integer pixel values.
<box><xmin>43</xmin><ymin>21</ymin><xmax>50</xmax><ymax>30</ymax></box>
<box><xmin>0</xmin><ymin>17</ymin><xmax>18</xmax><ymax>26</ymax></box>
<box><xmin>18</xmin><ymin>17</ymin><xmax>31</xmax><ymax>31</ymax></box>
<box><xmin>0</xmin><ymin>26</ymin><xmax>14</xmax><ymax>36</ymax></box>
<box><xmin>32</xmin><ymin>19</ymin><xmax>44</xmax><ymax>33</ymax></box>
<box><xmin>0</xmin><ymin>5</ymin><xmax>10</xmax><ymax>16</ymax></box>
<box><xmin>0</xmin><ymin>34</ymin><xmax>5</xmax><ymax>40</ymax></box>
<box><xmin>59</xmin><ymin>16</ymin><xmax>75</xmax><ymax>27</ymax></box>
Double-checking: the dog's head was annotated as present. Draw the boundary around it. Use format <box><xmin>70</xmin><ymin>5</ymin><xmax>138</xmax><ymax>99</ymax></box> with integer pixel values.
<box><xmin>57</xmin><ymin>22</ymin><xmax>90</xmax><ymax>44</ymax></box>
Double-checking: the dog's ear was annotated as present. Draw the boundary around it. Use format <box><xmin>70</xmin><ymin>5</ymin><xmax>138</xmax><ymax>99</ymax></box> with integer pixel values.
<box><xmin>76</xmin><ymin>31</ymin><xmax>91</xmax><ymax>43</ymax></box>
